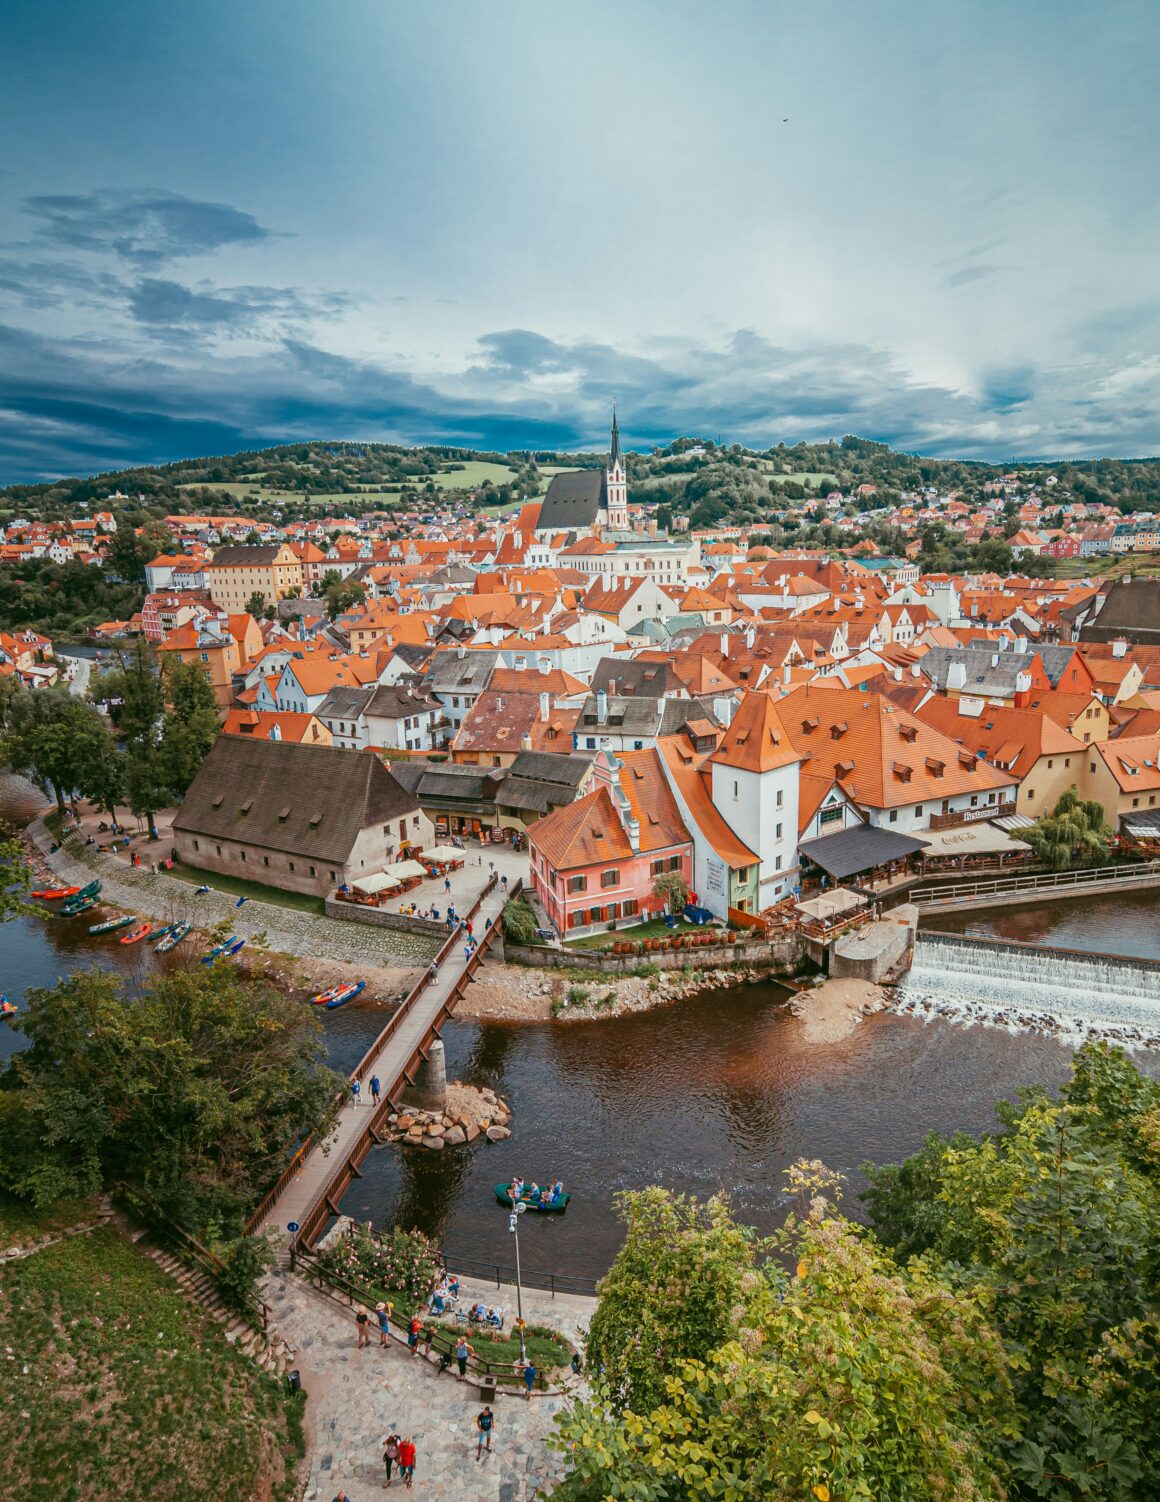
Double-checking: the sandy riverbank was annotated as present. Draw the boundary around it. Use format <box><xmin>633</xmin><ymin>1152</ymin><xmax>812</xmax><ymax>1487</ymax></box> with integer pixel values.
<box><xmin>789</xmin><ymin>976</ymin><xmax>890</xmax><ymax>1042</ymax></box>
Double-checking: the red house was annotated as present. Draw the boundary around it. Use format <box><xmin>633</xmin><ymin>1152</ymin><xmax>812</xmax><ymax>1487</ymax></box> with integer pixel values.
<box><xmin>529</xmin><ymin>749</ymin><xmax>693</xmax><ymax>937</ymax></box>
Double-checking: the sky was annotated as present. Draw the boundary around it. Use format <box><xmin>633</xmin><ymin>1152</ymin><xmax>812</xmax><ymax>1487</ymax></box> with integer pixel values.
<box><xmin>1</xmin><ymin>0</ymin><xmax>1158</xmax><ymax>481</ymax></box>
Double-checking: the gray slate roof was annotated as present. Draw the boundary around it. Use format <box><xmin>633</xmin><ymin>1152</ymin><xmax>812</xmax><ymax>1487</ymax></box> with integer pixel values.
<box><xmin>590</xmin><ymin>656</ymin><xmax>686</xmax><ymax>698</ymax></box>
<box><xmin>174</xmin><ymin>738</ymin><xmax>417</xmax><ymax>864</ymax></box>
<box><xmin>426</xmin><ymin>649</ymin><xmax>501</xmax><ymax>693</ymax></box>
<box><xmin>1077</xmin><ymin>579</ymin><xmax>1160</xmax><ymax>645</ymax></box>
<box><xmin>798</xmin><ymin>824</ymin><xmax>930</xmax><ymax>880</ymax></box>
<box><xmin>536</xmin><ymin>470</ymin><xmax>606</xmax><ymax>532</ymax></box>
<box><xmin>920</xmin><ymin>643</ymin><xmax>1081</xmax><ymax>696</ymax></box>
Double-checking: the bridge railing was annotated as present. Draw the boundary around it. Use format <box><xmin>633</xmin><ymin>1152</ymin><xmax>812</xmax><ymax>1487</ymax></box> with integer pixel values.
<box><xmin>910</xmin><ymin>859</ymin><xmax>1160</xmax><ymax>905</ymax></box>
<box><xmin>275</xmin><ymin>877</ymin><xmax>519</xmax><ymax>1252</ymax></box>
<box><xmin>246</xmin><ymin>874</ymin><xmax>508</xmax><ymax>1236</ymax></box>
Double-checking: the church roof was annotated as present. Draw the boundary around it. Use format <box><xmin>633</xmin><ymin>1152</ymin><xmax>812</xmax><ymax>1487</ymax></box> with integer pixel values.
<box><xmin>537</xmin><ymin>470</ymin><xmax>607</xmax><ymax>532</ymax></box>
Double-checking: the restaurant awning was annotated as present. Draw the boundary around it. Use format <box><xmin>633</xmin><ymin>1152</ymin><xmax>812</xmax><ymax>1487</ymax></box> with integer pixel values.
<box><xmin>798</xmin><ymin>824</ymin><xmax>930</xmax><ymax>881</ymax></box>
<box><xmin>425</xmin><ymin>845</ymin><xmax>463</xmax><ymax>862</ymax></box>
<box><xmin>795</xmin><ymin>887</ymin><xmax>866</xmax><ymax>921</ymax></box>
<box><xmin>918</xmin><ymin>821</ymin><xmax>1031</xmax><ymax>857</ymax></box>
<box><xmin>384</xmin><ymin>859</ymin><xmax>427</xmax><ymax>879</ymax></box>
<box><xmin>992</xmin><ymin>812</ymin><xmax>1036</xmax><ymax>832</ymax></box>
<box><xmin>351</xmin><ymin>872</ymin><xmax>397</xmax><ymax>895</ymax></box>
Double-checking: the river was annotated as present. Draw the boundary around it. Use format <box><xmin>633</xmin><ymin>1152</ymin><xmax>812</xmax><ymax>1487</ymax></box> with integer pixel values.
<box><xmin>3</xmin><ymin>768</ymin><xmax>1158</xmax><ymax>1279</ymax></box>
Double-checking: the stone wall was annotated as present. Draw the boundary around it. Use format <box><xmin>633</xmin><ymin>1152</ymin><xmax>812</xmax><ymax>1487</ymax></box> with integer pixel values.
<box><xmin>829</xmin><ymin>906</ymin><xmax>917</xmax><ymax>984</ymax></box>
<box><xmin>505</xmin><ymin>932</ymin><xmax>806</xmax><ymax>976</ymax></box>
<box><xmin>323</xmin><ymin>897</ymin><xmax>447</xmax><ymax>937</ymax></box>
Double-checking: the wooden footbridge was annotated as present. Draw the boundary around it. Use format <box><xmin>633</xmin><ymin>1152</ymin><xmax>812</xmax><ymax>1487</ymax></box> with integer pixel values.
<box><xmin>248</xmin><ymin>874</ymin><xmax>514</xmax><ymax>1252</ymax></box>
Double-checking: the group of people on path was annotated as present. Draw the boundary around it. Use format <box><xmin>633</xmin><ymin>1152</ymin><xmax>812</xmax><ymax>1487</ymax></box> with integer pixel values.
<box><xmin>350</xmin><ymin>1074</ymin><xmax>381</xmax><ymax>1108</ymax></box>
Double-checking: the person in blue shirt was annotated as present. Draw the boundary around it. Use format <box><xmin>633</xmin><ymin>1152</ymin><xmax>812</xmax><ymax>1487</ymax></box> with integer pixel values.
<box><xmin>523</xmin><ymin>1360</ymin><xmax>537</xmax><ymax>1399</ymax></box>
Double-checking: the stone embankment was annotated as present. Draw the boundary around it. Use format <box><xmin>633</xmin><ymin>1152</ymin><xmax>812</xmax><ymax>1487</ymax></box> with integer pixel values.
<box><xmin>384</xmin><ymin>1081</ymin><xmax>512</xmax><ymax>1150</ymax></box>
<box><xmin>457</xmin><ymin>959</ymin><xmax>778</xmax><ymax>1023</ymax></box>
<box><xmin>788</xmin><ymin>977</ymin><xmax>890</xmax><ymax>1043</ymax></box>
<box><xmin>25</xmin><ymin>817</ymin><xmax>440</xmax><ymax>972</ymax></box>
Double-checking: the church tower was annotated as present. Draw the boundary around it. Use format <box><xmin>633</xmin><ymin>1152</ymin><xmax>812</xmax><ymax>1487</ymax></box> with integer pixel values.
<box><xmin>605</xmin><ymin>407</ymin><xmax>628</xmax><ymax>530</ymax></box>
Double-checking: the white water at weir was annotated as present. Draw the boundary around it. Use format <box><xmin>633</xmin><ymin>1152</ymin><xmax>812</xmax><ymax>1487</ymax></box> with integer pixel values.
<box><xmin>894</xmin><ymin>935</ymin><xmax>1160</xmax><ymax>1049</ymax></box>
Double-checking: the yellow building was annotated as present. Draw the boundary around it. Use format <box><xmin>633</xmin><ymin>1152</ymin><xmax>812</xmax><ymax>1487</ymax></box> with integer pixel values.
<box><xmin>205</xmin><ymin>544</ymin><xmax>304</xmax><ymax>612</ymax></box>
<box><xmin>1082</xmin><ymin>734</ymin><xmax>1160</xmax><ymax>829</ymax></box>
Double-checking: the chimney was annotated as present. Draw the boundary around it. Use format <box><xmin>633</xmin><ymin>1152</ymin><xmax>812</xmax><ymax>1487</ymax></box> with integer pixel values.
<box><xmin>783</xmin><ymin>664</ymin><xmax>791</xmax><ymax>684</ymax></box>
<box><xmin>947</xmin><ymin>661</ymin><xmax>967</xmax><ymax>691</ymax></box>
<box><xmin>892</xmin><ymin>666</ymin><xmax>902</xmax><ymax>681</ymax></box>
<box><xmin>625</xmin><ymin>814</ymin><xmax>641</xmax><ymax>851</ymax></box>
<box><xmin>745</xmin><ymin>626</ymin><xmax>756</xmax><ymax>649</ymax></box>
<box><xmin>539</xmin><ymin>657</ymin><xmax>550</xmax><ymax>674</ymax></box>
<box><xmin>597</xmin><ymin>689</ymin><xmax>608</xmax><ymax>724</ymax></box>
<box><xmin>720</xmin><ymin>632</ymin><xmax>729</xmax><ymax>658</ymax></box>
<box><xmin>269</xmin><ymin>722</ymin><xmax>282</xmax><ymax>741</ymax></box>
<box><xmin>990</xmin><ymin>653</ymin><xmax>1000</xmax><ymax>667</ymax></box>
<box><xmin>1112</xmin><ymin>638</ymin><xmax>1128</xmax><ymax>659</ymax></box>
<box><xmin>457</xmin><ymin>644</ymin><xmax>465</xmax><ymax>659</ymax></box>
<box><xmin>540</xmin><ymin>691</ymin><xmax>550</xmax><ymax>722</ymax></box>
<box><xmin>1014</xmin><ymin>636</ymin><xmax>1028</xmax><ymax>654</ymax></box>
<box><xmin>520</xmin><ymin>730</ymin><xmax>532</xmax><ymax>750</ymax></box>
<box><xmin>1014</xmin><ymin>670</ymin><xmax>1033</xmax><ymax>706</ymax></box>
<box><xmin>648</xmin><ymin>518</ymin><xmax>657</xmax><ymax>540</ymax></box>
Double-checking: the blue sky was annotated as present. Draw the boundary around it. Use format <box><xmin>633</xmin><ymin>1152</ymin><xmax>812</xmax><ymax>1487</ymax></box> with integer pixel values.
<box><xmin>1</xmin><ymin>0</ymin><xmax>1158</xmax><ymax>480</ymax></box>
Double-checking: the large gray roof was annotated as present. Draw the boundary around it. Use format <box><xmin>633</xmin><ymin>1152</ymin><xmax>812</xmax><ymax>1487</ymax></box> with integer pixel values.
<box><xmin>536</xmin><ymin>470</ymin><xmax>606</xmax><ymax>532</ymax></box>
<box><xmin>174</xmin><ymin>738</ymin><xmax>417</xmax><ymax>864</ymax></box>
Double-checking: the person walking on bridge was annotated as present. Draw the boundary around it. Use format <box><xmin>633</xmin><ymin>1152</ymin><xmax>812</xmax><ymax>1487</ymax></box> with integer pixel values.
<box><xmin>370</xmin><ymin>1075</ymin><xmax>381</xmax><ymax>1105</ymax></box>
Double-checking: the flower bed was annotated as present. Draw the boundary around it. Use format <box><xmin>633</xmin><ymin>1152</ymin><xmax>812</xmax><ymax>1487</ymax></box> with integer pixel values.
<box><xmin>316</xmin><ymin>1226</ymin><xmax>442</xmax><ymax>1315</ymax></box>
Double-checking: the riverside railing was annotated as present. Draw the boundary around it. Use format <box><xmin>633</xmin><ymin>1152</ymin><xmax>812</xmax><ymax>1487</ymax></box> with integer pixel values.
<box><xmin>292</xmin><ymin>1244</ymin><xmax>561</xmax><ymax>1389</ymax></box>
<box><xmin>910</xmin><ymin>858</ymin><xmax>1160</xmax><ymax>906</ymax></box>
<box><xmin>439</xmin><ymin>1249</ymin><xmax>598</xmax><ymax>1299</ymax></box>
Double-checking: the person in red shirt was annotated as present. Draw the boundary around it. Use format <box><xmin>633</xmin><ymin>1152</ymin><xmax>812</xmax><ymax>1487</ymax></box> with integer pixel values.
<box><xmin>397</xmin><ymin>1436</ymin><xmax>417</xmax><ymax>1489</ymax></box>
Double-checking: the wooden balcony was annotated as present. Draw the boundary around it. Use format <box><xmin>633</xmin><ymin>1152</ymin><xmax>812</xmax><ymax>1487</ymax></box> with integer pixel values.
<box><xmin>927</xmin><ymin>800</ymin><xmax>1016</xmax><ymax>831</ymax></box>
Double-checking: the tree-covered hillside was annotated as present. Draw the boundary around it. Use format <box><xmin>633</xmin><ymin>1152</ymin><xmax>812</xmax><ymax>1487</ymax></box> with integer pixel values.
<box><xmin>2</xmin><ymin>435</ymin><xmax>1157</xmax><ymax>529</ymax></box>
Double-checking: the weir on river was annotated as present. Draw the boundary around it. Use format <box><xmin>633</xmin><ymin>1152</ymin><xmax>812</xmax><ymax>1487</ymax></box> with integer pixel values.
<box><xmin>895</xmin><ymin>931</ymin><xmax>1160</xmax><ymax>1046</ymax></box>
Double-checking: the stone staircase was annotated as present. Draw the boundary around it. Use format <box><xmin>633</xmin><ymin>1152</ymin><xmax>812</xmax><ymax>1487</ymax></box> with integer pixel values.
<box><xmin>136</xmin><ymin>1236</ymin><xmax>296</xmax><ymax>1378</ymax></box>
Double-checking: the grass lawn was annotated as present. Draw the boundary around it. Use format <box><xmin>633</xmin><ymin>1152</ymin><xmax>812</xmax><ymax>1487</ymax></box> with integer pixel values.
<box><xmin>168</xmin><ymin>864</ymin><xmax>325</xmax><ymax>915</ymax></box>
<box><xmin>565</xmin><ymin>916</ymin><xmax>684</xmax><ymax>951</ymax></box>
<box><xmin>428</xmin><ymin>460</ymin><xmax>518</xmax><ymax>490</ymax></box>
<box><xmin>0</xmin><ymin>1227</ymin><xmax>304</xmax><ymax>1501</ymax></box>
<box><xmin>0</xmin><ymin>1190</ymin><xmax>95</xmax><ymax>1247</ymax></box>
<box><xmin>431</xmin><ymin>1319</ymin><xmax>572</xmax><ymax>1372</ymax></box>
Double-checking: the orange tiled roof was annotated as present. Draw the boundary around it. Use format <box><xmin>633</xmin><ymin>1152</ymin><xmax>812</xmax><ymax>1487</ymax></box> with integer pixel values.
<box><xmin>529</xmin><ymin>786</ymin><xmax>633</xmax><ymax>867</ymax></box>
<box><xmin>615</xmin><ymin>748</ymin><xmax>692</xmax><ymax>853</ymax></box>
<box><xmin>655</xmin><ymin>735</ymin><xmax>757</xmax><ymax>869</ymax></box>
<box><xmin>709</xmin><ymin>690</ymin><xmax>800</xmax><ymax>774</ymax></box>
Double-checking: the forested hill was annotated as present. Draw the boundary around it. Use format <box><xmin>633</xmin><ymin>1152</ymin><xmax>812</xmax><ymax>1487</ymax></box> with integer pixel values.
<box><xmin>2</xmin><ymin>435</ymin><xmax>1159</xmax><ymax>529</ymax></box>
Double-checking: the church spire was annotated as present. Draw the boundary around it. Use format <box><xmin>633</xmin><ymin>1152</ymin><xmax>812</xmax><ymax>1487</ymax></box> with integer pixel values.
<box><xmin>609</xmin><ymin>404</ymin><xmax>621</xmax><ymax>468</ymax></box>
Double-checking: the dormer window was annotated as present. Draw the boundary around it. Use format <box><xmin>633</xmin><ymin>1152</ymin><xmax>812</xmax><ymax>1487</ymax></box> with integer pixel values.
<box><xmin>239</xmin><ymin>799</ymin><xmax>253</xmax><ymax>816</ymax></box>
<box><xmin>892</xmin><ymin>762</ymin><xmax>912</xmax><ymax>783</ymax></box>
<box><xmin>925</xmin><ymin>757</ymin><xmax>945</xmax><ymax>777</ymax></box>
<box><xmin>278</xmin><ymin>805</ymin><xmax>291</xmax><ymax>822</ymax></box>
<box><xmin>212</xmin><ymin>794</ymin><xmax>224</xmax><ymax>809</ymax></box>
<box><xmin>830</xmin><ymin>721</ymin><xmax>848</xmax><ymax>740</ymax></box>
<box><xmin>898</xmin><ymin>724</ymin><xmax>918</xmax><ymax>743</ymax></box>
<box><xmin>801</xmin><ymin>717</ymin><xmax>819</xmax><ymax>734</ymax></box>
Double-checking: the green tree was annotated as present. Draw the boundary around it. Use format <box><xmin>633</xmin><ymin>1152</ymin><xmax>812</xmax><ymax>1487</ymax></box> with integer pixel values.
<box><xmin>118</xmin><ymin>639</ymin><xmax>166</xmax><ymax>839</ymax></box>
<box><xmin>245</xmin><ymin>590</ymin><xmax>266</xmax><ymax>618</ymax></box>
<box><xmin>2</xmin><ymin>689</ymin><xmax>120</xmax><ymax>820</ymax></box>
<box><xmin>0</xmin><ymin>834</ymin><xmax>31</xmax><ymax>922</ymax></box>
<box><xmin>501</xmin><ymin>896</ymin><xmax>538</xmax><ymax>944</ymax></box>
<box><xmin>865</xmin><ymin>1044</ymin><xmax>1160</xmax><ymax>1502</ymax></box>
<box><xmin>1024</xmin><ymin>786</ymin><xmax>1113</xmax><ymax>871</ymax></box>
<box><xmin>651</xmin><ymin>869</ymin><xmax>689</xmax><ymax>914</ymax></box>
<box><xmin>160</xmin><ymin>658</ymin><xmax>220</xmax><ymax>796</ymax></box>
<box><xmin>0</xmin><ymin>963</ymin><xmax>342</xmax><ymax>1236</ymax></box>
<box><xmin>553</xmin><ymin>1174</ymin><xmax>1010</xmax><ymax>1502</ymax></box>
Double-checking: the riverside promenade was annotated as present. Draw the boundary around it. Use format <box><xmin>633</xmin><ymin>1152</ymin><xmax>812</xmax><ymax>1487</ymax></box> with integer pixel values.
<box><xmin>265</xmin><ymin>1261</ymin><xmax>587</xmax><ymax>1500</ymax></box>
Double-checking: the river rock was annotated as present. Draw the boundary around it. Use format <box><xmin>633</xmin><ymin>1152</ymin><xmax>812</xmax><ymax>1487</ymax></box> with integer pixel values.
<box><xmin>464</xmin><ymin>1123</ymin><xmax>481</xmax><ymax>1143</ymax></box>
<box><xmin>396</xmin><ymin>1114</ymin><xmax>415</xmax><ymax>1131</ymax></box>
<box><xmin>485</xmin><ymin>1125</ymin><xmax>510</xmax><ymax>1142</ymax></box>
<box><xmin>421</xmin><ymin>1134</ymin><xmax>445</xmax><ymax>1151</ymax></box>
<box><xmin>443</xmin><ymin>1125</ymin><xmax>466</xmax><ymax>1146</ymax></box>
<box><xmin>425</xmin><ymin>1122</ymin><xmax>445</xmax><ymax>1137</ymax></box>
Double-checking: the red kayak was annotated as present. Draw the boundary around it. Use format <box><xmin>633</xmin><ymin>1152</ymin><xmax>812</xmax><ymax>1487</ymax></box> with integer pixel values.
<box><xmin>119</xmin><ymin>922</ymin><xmax>152</xmax><ymax>945</ymax></box>
<box><xmin>32</xmin><ymin>885</ymin><xmax>80</xmax><ymax>901</ymax></box>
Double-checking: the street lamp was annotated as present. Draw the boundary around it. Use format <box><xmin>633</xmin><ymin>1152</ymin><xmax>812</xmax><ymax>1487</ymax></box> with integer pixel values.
<box><xmin>508</xmin><ymin>1200</ymin><xmax>527</xmax><ymax>1364</ymax></box>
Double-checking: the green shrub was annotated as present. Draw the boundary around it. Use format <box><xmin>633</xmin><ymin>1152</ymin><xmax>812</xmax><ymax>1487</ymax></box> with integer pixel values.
<box><xmin>316</xmin><ymin>1226</ymin><xmax>441</xmax><ymax>1314</ymax></box>
<box><xmin>566</xmin><ymin>983</ymin><xmax>591</xmax><ymax>1006</ymax></box>
<box><xmin>502</xmin><ymin>896</ymin><xmax>538</xmax><ymax>944</ymax></box>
